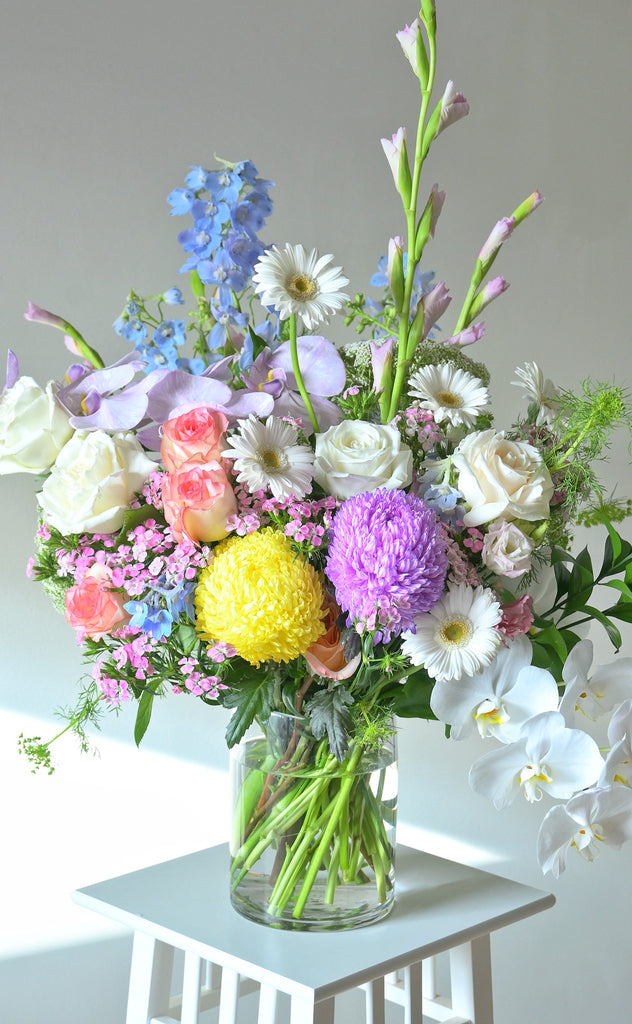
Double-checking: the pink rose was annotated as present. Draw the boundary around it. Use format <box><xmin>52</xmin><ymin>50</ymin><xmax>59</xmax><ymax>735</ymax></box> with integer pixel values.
<box><xmin>65</xmin><ymin>565</ymin><xmax>130</xmax><ymax>639</ymax></box>
<box><xmin>162</xmin><ymin>459</ymin><xmax>237</xmax><ymax>544</ymax></box>
<box><xmin>161</xmin><ymin>407</ymin><xmax>229</xmax><ymax>472</ymax></box>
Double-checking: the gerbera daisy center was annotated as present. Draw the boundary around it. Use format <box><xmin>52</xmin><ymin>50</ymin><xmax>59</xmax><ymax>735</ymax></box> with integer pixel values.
<box><xmin>439</xmin><ymin>617</ymin><xmax>473</xmax><ymax>647</ymax></box>
<box><xmin>287</xmin><ymin>273</ymin><xmax>318</xmax><ymax>301</ymax></box>
<box><xmin>258</xmin><ymin>447</ymin><xmax>288</xmax><ymax>471</ymax></box>
<box><xmin>436</xmin><ymin>389</ymin><xmax>463</xmax><ymax>408</ymax></box>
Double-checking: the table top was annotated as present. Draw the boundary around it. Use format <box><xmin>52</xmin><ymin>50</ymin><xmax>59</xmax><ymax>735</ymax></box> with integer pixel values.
<box><xmin>72</xmin><ymin>844</ymin><xmax>555</xmax><ymax>1000</ymax></box>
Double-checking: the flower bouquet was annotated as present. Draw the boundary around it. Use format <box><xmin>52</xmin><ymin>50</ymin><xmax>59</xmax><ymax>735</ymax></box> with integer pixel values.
<box><xmin>3</xmin><ymin>0</ymin><xmax>632</xmax><ymax>928</ymax></box>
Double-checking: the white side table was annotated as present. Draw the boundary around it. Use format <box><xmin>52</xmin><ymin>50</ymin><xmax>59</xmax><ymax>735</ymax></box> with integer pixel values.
<box><xmin>72</xmin><ymin>844</ymin><xmax>554</xmax><ymax>1024</ymax></box>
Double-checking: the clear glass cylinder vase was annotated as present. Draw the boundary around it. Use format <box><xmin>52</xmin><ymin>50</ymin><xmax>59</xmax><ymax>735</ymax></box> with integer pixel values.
<box><xmin>229</xmin><ymin>711</ymin><xmax>397</xmax><ymax>931</ymax></box>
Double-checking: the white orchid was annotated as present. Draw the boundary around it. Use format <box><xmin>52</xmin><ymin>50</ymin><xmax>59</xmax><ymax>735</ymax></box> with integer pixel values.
<box><xmin>559</xmin><ymin>639</ymin><xmax>632</xmax><ymax>723</ymax></box>
<box><xmin>537</xmin><ymin>786</ymin><xmax>632</xmax><ymax>878</ymax></box>
<box><xmin>599</xmin><ymin>698</ymin><xmax>632</xmax><ymax>788</ymax></box>
<box><xmin>430</xmin><ymin>635</ymin><xmax>559</xmax><ymax>742</ymax></box>
<box><xmin>468</xmin><ymin>711</ymin><xmax>604</xmax><ymax>810</ymax></box>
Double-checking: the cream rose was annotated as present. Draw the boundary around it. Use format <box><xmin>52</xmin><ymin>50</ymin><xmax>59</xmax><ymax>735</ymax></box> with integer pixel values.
<box><xmin>0</xmin><ymin>376</ymin><xmax>73</xmax><ymax>475</ymax></box>
<box><xmin>313</xmin><ymin>420</ymin><xmax>412</xmax><ymax>499</ymax></box>
<box><xmin>481</xmin><ymin>518</ymin><xmax>535</xmax><ymax>578</ymax></box>
<box><xmin>453</xmin><ymin>429</ymin><xmax>553</xmax><ymax>527</ymax></box>
<box><xmin>39</xmin><ymin>430</ymin><xmax>156</xmax><ymax>534</ymax></box>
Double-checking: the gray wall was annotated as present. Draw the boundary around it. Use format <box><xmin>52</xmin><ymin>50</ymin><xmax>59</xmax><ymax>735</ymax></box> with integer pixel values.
<box><xmin>1</xmin><ymin>1</ymin><xmax>631</xmax><ymax>1021</ymax></box>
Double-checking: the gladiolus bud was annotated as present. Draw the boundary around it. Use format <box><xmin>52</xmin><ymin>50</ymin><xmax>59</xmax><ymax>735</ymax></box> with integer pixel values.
<box><xmin>24</xmin><ymin>301</ymin><xmax>67</xmax><ymax>328</ymax></box>
<box><xmin>24</xmin><ymin>302</ymin><xmax>104</xmax><ymax>369</ymax></box>
<box><xmin>387</xmin><ymin>237</ymin><xmax>405</xmax><ymax>311</ymax></box>
<box><xmin>478</xmin><ymin>216</ymin><xmax>516</xmax><ymax>265</ymax></box>
<box><xmin>512</xmin><ymin>190</ymin><xmax>545</xmax><ymax>227</ymax></box>
<box><xmin>439</xmin><ymin>81</ymin><xmax>469</xmax><ymax>133</ymax></box>
<box><xmin>396</xmin><ymin>19</ymin><xmax>428</xmax><ymax>84</ymax></box>
<box><xmin>415</xmin><ymin>183</ymin><xmax>446</xmax><ymax>258</ymax></box>
<box><xmin>381</xmin><ymin>128</ymin><xmax>412</xmax><ymax>206</ymax></box>
<box><xmin>442</xmin><ymin>322</ymin><xmax>486</xmax><ymax>348</ymax></box>
<box><xmin>468</xmin><ymin>276</ymin><xmax>509</xmax><ymax>319</ymax></box>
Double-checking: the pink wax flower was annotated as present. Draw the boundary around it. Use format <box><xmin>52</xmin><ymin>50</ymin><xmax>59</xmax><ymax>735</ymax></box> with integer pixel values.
<box><xmin>160</xmin><ymin>406</ymin><xmax>229</xmax><ymax>472</ymax></box>
<box><xmin>65</xmin><ymin>564</ymin><xmax>131</xmax><ymax>640</ymax></box>
<box><xmin>162</xmin><ymin>458</ymin><xmax>237</xmax><ymax>544</ymax></box>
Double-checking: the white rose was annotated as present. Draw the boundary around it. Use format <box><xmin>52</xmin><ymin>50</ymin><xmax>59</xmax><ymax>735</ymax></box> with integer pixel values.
<box><xmin>481</xmin><ymin>518</ymin><xmax>535</xmax><ymax>578</ymax></box>
<box><xmin>0</xmin><ymin>376</ymin><xmax>73</xmax><ymax>475</ymax></box>
<box><xmin>313</xmin><ymin>420</ymin><xmax>412</xmax><ymax>499</ymax></box>
<box><xmin>453</xmin><ymin>428</ymin><xmax>553</xmax><ymax>527</ymax></box>
<box><xmin>39</xmin><ymin>430</ymin><xmax>156</xmax><ymax>534</ymax></box>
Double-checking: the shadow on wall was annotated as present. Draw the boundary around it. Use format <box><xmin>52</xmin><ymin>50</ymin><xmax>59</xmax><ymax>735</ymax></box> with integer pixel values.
<box><xmin>0</xmin><ymin>935</ymin><xmax>132</xmax><ymax>1024</ymax></box>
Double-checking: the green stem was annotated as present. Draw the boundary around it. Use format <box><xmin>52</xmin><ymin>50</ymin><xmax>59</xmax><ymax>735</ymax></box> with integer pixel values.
<box><xmin>289</xmin><ymin>314</ymin><xmax>320</xmax><ymax>433</ymax></box>
<box><xmin>385</xmin><ymin>29</ymin><xmax>437</xmax><ymax>423</ymax></box>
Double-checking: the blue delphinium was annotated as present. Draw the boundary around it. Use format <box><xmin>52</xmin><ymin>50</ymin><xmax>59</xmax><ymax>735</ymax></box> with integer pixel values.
<box><xmin>114</xmin><ymin>159</ymin><xmax>275</xmax><ymax>377</ymax></box>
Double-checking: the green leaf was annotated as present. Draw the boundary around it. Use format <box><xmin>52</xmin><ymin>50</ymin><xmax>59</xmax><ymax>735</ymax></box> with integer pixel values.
<box><xmin>385</xmin><ymin>668</ymin><xmax>435</xmax><ymax>719</ymax></box>
<box><xmin>603</xmin><ymin>602</ymin><xmax>632</xmax><ymax>624</ymax></box>
<box><xmin>134</xmin><ymin>686</ymin><xmax>159</xmax><ymax>747</ymax></box>
<box><xmin>603</xmin><ymin>579</ymin><xmax>632</xmax><ymax>601</ymax></box>
<box><xmin>532</xmin><ymin>624</ymin><xmax>569</xmax><ymax>664</ymax></box>
<box><xmin>304</xmin><ymin>687</ymin><xmax>354</xmax><ymax>761</ymax></box>
<box><xmin>582</xmin><ymin>605</ymin><xmax>623</xmax><ymax>651</ymax></box>
<box><xmin>223</xmin><ymin>674</ymin><xmax>275</xmax><ymax>748</ymax></box>
<box><xmin>553</xmin><ymin>558</ymin><xmax>572</xmax><ymax>605</ymax></box>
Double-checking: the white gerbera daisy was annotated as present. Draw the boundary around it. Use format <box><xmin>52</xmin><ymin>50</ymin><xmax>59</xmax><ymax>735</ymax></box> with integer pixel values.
<box><xmin>408</xmin><ymin>363</ymin><xmax>490</xmax><ymax>428</ymax></box>
<box><xmin>223</xmin><ymin>415</ymin><xmax>315</xmax><ymax>500</ymax></box>
<box><xmin>401</xmin><ymin>582</ymin><xmax>503</xmax><ymax>681</ymax></box>
<box><xmin>252</xmin><ymin>243</ymin><xmax>350</xmax><ymax>330</ymax></box>
<box><xmin>511</xmin><ymin>361</ymin><xmax>559</xmax><ymax>424</ymax></box>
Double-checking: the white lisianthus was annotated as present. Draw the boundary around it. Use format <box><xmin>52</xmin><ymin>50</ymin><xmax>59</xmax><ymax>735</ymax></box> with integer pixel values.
<box><xmin>468</xmin><ymin>711</ymin><xmax>604</xmax><ymax>810</ymax></box>
<box><xmin>481</xmin><ymin>518</ymin><xmax>535</xmax><ymax>578</ymax></box>
<box><xmin>430</xmin><ymin>635</ymin><xmax>559</xmax><ymax>742</ymax></box>
<box><xmin>537</xmin><ymin>787</ymin><xmax>632</xmax><ymax>877</ymax></box>
<box><xmin>313</xmin><ymin>420</ymin><xmax>412</xmax><ymax>500</ymax></box>
<box><xmin>39</xmin><ymin>430</ymin><xmax>156</xmax><ymax>534</ymax></box>
<box><xmin>0</xmin><ymin>376</ymin><xmax>73</xmax><ymax>475</ymax></box>
<box><xmin>452</xmin><ymin>428</ymin><xmax>554</xmax><ymax>527</ymax></box>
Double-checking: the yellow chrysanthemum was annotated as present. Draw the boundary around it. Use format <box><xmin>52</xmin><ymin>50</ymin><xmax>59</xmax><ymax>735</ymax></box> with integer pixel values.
<box><xmin>195</xmin><ymin>529</ymin><xmax>325</xmax><ymax>666</ymax></box>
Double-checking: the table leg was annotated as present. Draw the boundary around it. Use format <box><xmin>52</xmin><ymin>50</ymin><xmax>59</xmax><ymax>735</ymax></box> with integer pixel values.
<box><xmin>218</xmin><ymin>966</ymin><xmax>240</xmax><ymax>1024</ymax></box>
<box><xmin>289</xmin><ymin>993</ymin><xmax>335</xmax><ymax>1024</ymax></box>
<box><xmin>258</xmin><ymin>982</ymin><xmax>279</xmax><ymax>1023</ymax></box>
<box><xmin>450</xmin><ymin>935</ymin><xmax>494</xmax><ymax>1024</ymax></box>
<box><xmin>403</xmin><ymin>961</ymin><xmax>423</xmax><ymax>1024</ymax></box>
<box><xmin>364</xmin><ymin>976</ymin><xmax>386</xmax><ymax>1024</ymax></box>
<box><xmin>125</xmin><ymin>931</ymin><xmax>174</xmax><ymax>1024</ymax></box>
<box><xmin>181</xmin><ymin>952</ymin><xmax>202</xmax><ymax>1024</ymax></box>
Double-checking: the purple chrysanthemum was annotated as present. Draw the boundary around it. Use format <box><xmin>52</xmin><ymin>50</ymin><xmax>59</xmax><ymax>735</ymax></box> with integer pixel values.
<box><xmin>325</xmin><ymin>488</ymin><xmax>448</xmax><ymax>641</ymax></box>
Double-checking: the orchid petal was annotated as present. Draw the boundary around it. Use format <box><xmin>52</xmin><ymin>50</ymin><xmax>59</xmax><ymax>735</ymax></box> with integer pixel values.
<box><xmin>145</xmin><ymin>370</ymin><xmax>233</xmax><ymax>424</ymax></box>
<box><xmin>269</xmin><ymin>336</ymin><xmax>346</xmax><ymax>397</ymax></box>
